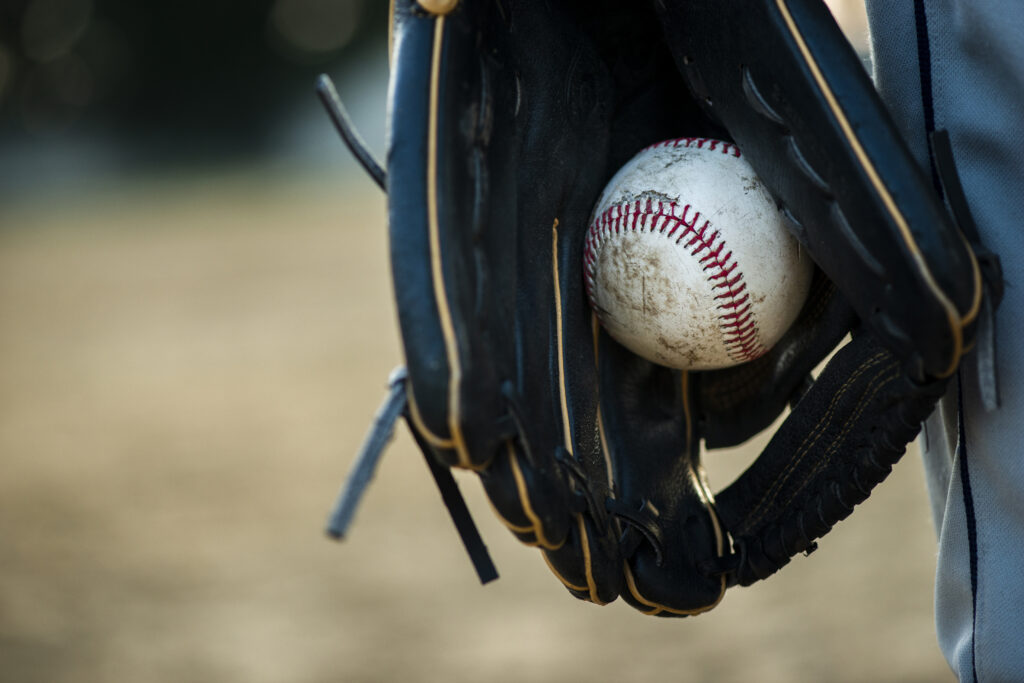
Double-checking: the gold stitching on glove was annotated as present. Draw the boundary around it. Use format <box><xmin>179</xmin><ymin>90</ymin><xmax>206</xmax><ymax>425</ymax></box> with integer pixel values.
<box><xmin>483</xmin><ymin>446</ymin><xmax>547</xmax><ymax>545</ymax></box>
<box><xmin>406</xmin><ymin>386</ymin><xmax>456</xmax><ymax>450</ymax></box>
<box><xmin>508</xmin><ymin>443</ymin><xmax>563</xmax><ymax>551</ymax></box>
<box><xmin>774</xmin><ymin>362</ymin><xmax>900</xmax><ymax>515</ymax></box>
<box><xmin>776</xmin><ymin>0</ymin><xmax>981</xmax><ymax>376</ymax></box>
<box><xmin>619</xmin><ymin>374</ymin><xmax>728</xmax><ymax>616</ymax></box>
<box><xmin>691</xmin><ymin>465</ymin><xmax>726</xmax><ymax>559</ymax></box>
<box><xmin>483</xmin><ymin>496</ymin><xmax>538</xmax><ymax>541</ymax></box>
<box><xmin>542</xmin><ymin>547</ymin><xmax>588</xmax><ymax>594</ymax></box>
<box><xmin>426</xmin><ymin>15</ymin><xmax>472</xmax><ymax>467</ymax></box>
<box><xmin>555</xmin><ymin>223</ymin><xmax>609</xmax><ymax>605</ymax></box>
<box><xmin>417</xmin><ymin>0</ymin><xmax>458</xmax><ymax>15</ymax></box>
<box><xmin>623</xmin><ymin>559</ymin><xmax>726</xmax><ymax>617</ymax></box>
<box><xmin>593</xmin><ymin>314</ymin><xmax>618</xmax><ymax>499</ymax></box>
<box><xmin>740</xmin><ymin>351</ymin><xmax>889</xmax><ymax>533</ymax></box>
<box><xmin>387</xmin><ymin>0</ymin><xmax>395</xmax><ymax>65</ymax></box>
<box><xmin>578</xmin><ymin>515</ymin><xmax>608</xmax><ymax>605</ymax></box>
<box><xmin>552</xmin><ymin>220</ymin><xmax>574</xmax><ymax>456</ymax></box>
<box><xmin>540</xmin><ymin>516</ymin><xmax>610</xmax><ymax>605</ymax></box>
<box><xmin>682</xmin><ymin>373</ymin><xmax>728</xmax><ymax>563</ymax></box>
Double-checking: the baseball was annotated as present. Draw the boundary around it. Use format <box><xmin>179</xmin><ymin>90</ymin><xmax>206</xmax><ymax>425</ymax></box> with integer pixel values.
<box><xmin>583</xmin><ymin>137</ymin><xmax>813</xmax><ymax>371</ymax></box>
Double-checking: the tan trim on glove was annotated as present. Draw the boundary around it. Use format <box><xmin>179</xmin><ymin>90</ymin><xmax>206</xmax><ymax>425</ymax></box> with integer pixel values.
<box><xmin>507</xmin><ymin>443</ymin><xmax>563</xmax><ymax>551</ymax></box>
<box><xmin>552</xmin><ymin>220</ymin><xmax>574</xmax><ymax>456</ymax></box>
<box><xmin>542</xmin><ymin>548</ymin><xmax>588</xmax><ymax>593</ymax></box>
<box><xmin>623</xmin><ymin>561</ymin><xmax>726</xmax><ymax>617</ymax></box>
<box><xmin>541</xmin><ymin>516</ymin><xmax>610</xmax><ymax>606</ymax></box>
<box><xmin>425</xmin><ymin>15</ymin><xmax>474</xmax><ymax>467</ymax></box>
<box><xmin>388</xmin><ymin>0</ymin><xmax>395</xmax><ymax>65</ymax></box>
<box><xmin>621</xmin><ymin>374</ymin><xmax>728</xmax><ymax>616</ymax></box>
<box><xmin>417</xmin><ymin>0</ymin><xmax>458</xmax><ymax>15</ymax></box>
<box><xmin>776</xmin><ymin>0</ymin><xmax>981</xmax><ymax>377</ymax></box>
<box><xmin>406</xmin><ymin>389</ymin><xmax>456</xmax><ymax>450</ymax></box>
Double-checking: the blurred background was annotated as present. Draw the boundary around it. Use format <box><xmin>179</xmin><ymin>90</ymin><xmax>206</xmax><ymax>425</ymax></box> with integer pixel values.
<box><xmin>0</xmin><ymin>1</ymin><xmax>954</xmax><ymax>681</ymax></box>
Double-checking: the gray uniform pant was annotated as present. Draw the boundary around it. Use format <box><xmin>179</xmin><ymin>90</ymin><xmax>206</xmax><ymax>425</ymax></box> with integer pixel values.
<box><xmin>866</xmin><ymin>2</ymin><xmax>1024</xmax><ymax>680</ymax></box>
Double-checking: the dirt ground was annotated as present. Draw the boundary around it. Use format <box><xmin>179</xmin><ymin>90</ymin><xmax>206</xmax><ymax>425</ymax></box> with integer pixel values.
<box><xmin>0</xmin><ymin>171</ymin><xmax>953</xmax><ymax>682</ymax></box>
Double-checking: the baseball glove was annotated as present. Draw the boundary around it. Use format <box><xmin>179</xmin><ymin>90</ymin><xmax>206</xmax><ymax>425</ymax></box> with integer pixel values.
<box><xmin>324</xmin><ymin>0</ymin><xmax>999</xmax><ymax>616</ymax></box>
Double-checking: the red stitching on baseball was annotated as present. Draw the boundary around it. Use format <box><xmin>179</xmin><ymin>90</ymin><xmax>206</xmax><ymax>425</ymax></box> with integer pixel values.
<box><xmin>640</xmin><ymin>137</ymin><xmax>742</xmax><ymax>158</ymax></box>
<box><xmin>583</xmin><ymin>198</ymin><xmax>766</xmax><ymax>364</ymax></box>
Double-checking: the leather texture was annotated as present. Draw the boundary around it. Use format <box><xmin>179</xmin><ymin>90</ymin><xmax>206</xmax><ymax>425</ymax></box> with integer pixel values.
<box><xmin>379</xmin><ymin>0</ymin><xmax>989</xmax><ymax>615</ymax></box>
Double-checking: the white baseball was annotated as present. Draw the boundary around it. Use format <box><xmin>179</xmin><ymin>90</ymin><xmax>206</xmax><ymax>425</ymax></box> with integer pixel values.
<box><xmin>583</xmin><ymin>137</ymin><xmax>813</xmax><ymax>371</ymax></box>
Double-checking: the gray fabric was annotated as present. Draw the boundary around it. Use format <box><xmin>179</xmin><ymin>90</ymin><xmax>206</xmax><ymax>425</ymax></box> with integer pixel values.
<box><xmin>866</xmin><ymin>1</ymin><xmax>1024</xmax><ymax>679</ymax></box>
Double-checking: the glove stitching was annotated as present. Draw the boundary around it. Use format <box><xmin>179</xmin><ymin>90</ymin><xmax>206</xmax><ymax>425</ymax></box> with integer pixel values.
<box><xmin>742</xmin><ymin>361</ymin><xmax>900</xmax><ymax>567</ymax></box>
<box><xmin>776</xmin><ymin>363</ymin><xmax>900</xmax><ymax>516</ymax></box>
<box><xmin>738</xmin><ymin>352</ymin><xmax>885</xmax><ymax>529</ymax></box>
<box><xmin>737</xmin><ymin>351</ymin><xmax>888</xmax><ymax>533</ymax></box>
<box><xmin>505</xmin><ymin>443</ymin><xmax>564</xmax><ymax>551</ymax></box>
<box><xmin>745</xmin><ymin>375</ymin><xmax>931</xmax><ymax>584</ymax></box>
<box><xmin>756</xmin><ymin>363</ymin><xmax>898</xmax><ymax>536</ymax></box>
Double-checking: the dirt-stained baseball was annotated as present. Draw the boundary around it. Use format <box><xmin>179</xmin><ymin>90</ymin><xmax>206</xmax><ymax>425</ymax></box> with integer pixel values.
<box><xmin>583</xmin><ymin>137</ymin><xmax>813</xmax><ymax>371</ymax></box>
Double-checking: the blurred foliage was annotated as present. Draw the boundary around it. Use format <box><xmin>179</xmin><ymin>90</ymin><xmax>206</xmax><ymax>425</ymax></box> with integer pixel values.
<box><xmin>0</xmin><ymin>0</ymin><xmax>388</xmax><ymax>162</ymax></box>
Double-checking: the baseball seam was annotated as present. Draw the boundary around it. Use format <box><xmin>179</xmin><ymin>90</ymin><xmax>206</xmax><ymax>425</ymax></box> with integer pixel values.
<box><xmin>583</xmin><ymin>198</ymin><xmax>766</xmax><ymax>365</ymax></box>
<box><xmin>641</xmin><ymin>137</ymin><xmax>742</xmax><ymax>157</ymax></box>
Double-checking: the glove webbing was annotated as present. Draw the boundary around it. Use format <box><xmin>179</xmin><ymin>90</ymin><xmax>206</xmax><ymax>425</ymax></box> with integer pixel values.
<box><xmin>711</xmin><ymin>331</ymin><xmax>948</xmax><ymax>586</ymax></box>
